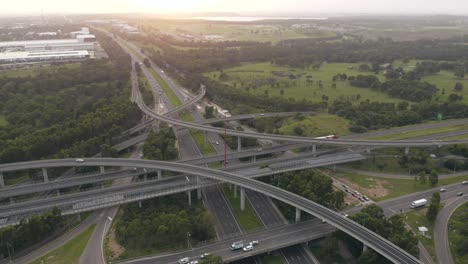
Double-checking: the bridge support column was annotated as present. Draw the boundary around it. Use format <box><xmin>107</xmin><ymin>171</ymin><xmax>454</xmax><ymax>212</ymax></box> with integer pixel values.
<box><xmin>404</xmin><ymin>147</ymin><xmax>410</xmax><ymax>155</ymax></box>
<box><xmin>57</xmin><ymin>190</ymin><xmax>60</xmax><ymax>197</ymax></box>
<box><xmin>42</xmin><ymin>168</ymin><xmax>49</xmax><ymax>183</ymax></box>
<box><xmin>295</xmin><ymin>208</ymin><xmax>301</xmax><ymax>223</ymax></box>
<box><xmin>143</xmin><ymin>174</ymin><xmax>147</xmax><ymax>181</ymax></box>
<box><xmin>0</xmin><ymin>172</ymin><xmax>4</xmax><ymax>187</ymax></box>
<box><xmin>157</xmin><ymin>170</ymin><xmax>162</xmax><ymax>180</ymax></box>
<box><xmin>240</xmin><ymin>188</ymin><xmax>245</xmax><ymax>211</ymax></box>
<box><xmin>251</xmin><ymin>156</ymin><xmax>256</xmax><ymax>163</ymax></box>
<box><xmin>312</xmin><ymin>144</ymin><xmax>317</xmax><ymax>153</ymax></box>
<box><xmin>187</xmin><ymin>191</ymin><xmax>192</xmax><ymax>206</ymax></box>
<box><xmin>362</xmin><ymin>244</ymin><xmax>368</xmax><ymax>253</ymax></box>
<box><xmin>366</xmin><ymin>147</ymin><xmax>371</xmax><ymax>154</ymax></box>
<box><xmin>138</xmin><ymin>201</ymin><xmax>142</xmax><ymax>208</ymax></box>
<box><xmin>237</xmin><ymin>137</ymin><xmax>242</xmax><ymax>152</ymax></box>
<box><xmin>100</xmin><ymin>166</ymin><xmax>105</xmax><ymax>174</ymax></box>
<box><xmin>155</xmin><ymin>121</ymin><xmax>160</xmax><ymax>133</ymax></box>
<box><xmin>197</xmin><ymin>176</ymin><xmax>202</xmax><ymax>200</ymax></box>
<box><xmin>234</xmin><ymin>185</ymin><xmax>238</xmax><ymax>198</ymax></box>
<box><xmin>77</xmin><ymin>213</ymin><xmax>81</xmax><ymax>221</ymax></box>
<box><xmin>9</xmin><ymin>197</ymin><xmax>14</xmax><ymax>204</ymax></box>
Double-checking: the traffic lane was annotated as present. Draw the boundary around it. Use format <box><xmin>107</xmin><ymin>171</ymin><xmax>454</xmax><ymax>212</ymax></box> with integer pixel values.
<box><xmin>282</xmin><ymin>245</ymin><xmax>314</xmax><ymax>264</ymax></box>
<box><xmin>434</xmin><ymin>195</ymin><xmax>468</xmax><ymax>264</ymax></box>
<box><xmin>121</xmin><ymin>219</ymin><xmax>335</xmax><ymax>264</ymax></box>
<box><xmin>203</xmin><ymin>185</ymin><xmax>243</xmax><ymax>239</ymax></box>
<box><xmin>79</xmin><ymin>208</ymin><xmax>115</xmax><ymax>264</ymax></box>
<box><xmin>246</xmin><ymin>190</ymin><xmax>286</xmax><ymax>227</ymax></box>
<box><xmin>378</xmin><ymin>184</ymin><xmax>468</xmax><ymax>216</ymax></box>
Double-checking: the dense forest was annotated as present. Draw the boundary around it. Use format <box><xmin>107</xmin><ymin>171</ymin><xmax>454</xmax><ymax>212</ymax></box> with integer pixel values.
<box><xmin>337</xmin><ymin>205</ymin><xmax>419</xmax><ymax>264</ymax></box>
<box><xmin>0</xmin><ymin>32</ymin><xmax>140</xmax><ymax>163</ymax></box>
<box><xmin>0</xmin><ymin>208</ymin><xmax>64</xmax><ymax>257</ymax></box>
<box><xmin>261</xmin><ymin>170</ymin><xmax>344</xmax><ymax>220</ymax></box>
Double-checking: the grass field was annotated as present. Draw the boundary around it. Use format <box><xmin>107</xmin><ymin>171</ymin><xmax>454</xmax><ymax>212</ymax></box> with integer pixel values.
<box><xmin>223</xmin><ymin>185</ymin><xmax>264</xmax><ymax>232</ymax></box>
<box><xmin>422</xmin><ymin>71</ymin><xmax>468</xmax><ymax>103</ymax></box>
<box><xmin>334</xmin><ymin>171</ymin><xmax>468</xmax><ymax>201</ymax></box>
<box><xmin>448</xmin><ymin>202</ymin><xmax>468</xmax><ymax>264</ymax></box>
<box><xmin>278</xmin><ymin>114</ymin><xmax>351</xmax><ymax>137</ymax></box>
<box><xmin>32</xmin><ymin>224</ymin><xmax>96</xmax><ymax>264</ymax></box>
<box><xmin>191</xmin><ymin>130</ymin><xmax>217</xmax><ymax>155</ymax></box>
<box><xmin>141</xmin><ymin>21</ymin><xmax>336</xmax><ymax>44</ymax></box>
<box><xmin>149</xmin><ymin>68</ymin><xmax>181</xmax><ymax>107</ymax></box>
<box><xmin>404</xmin><ymin>209</ymin><xmax>438</xmax><ymax>263</ymax></box>
<box><xmin>207</xmin><ymin>62</ymin><xmax>404</xmax><ymax>104</ymax></box>
<box><xmin>260</xmin><ymin>254</ymin><xmax>286</xmax><ymax>264</ymax></box>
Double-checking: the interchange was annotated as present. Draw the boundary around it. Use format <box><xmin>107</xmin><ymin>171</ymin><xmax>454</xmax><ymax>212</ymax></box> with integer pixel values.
<box><xmin>0</xmin><ymin>158</ymin><xmax>421</xmax><ymax>264</ymax></box>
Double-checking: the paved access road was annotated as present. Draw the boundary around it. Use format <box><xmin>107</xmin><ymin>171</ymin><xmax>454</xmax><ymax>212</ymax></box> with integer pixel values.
<box><xmin>434</xmin><ymin>195</ymin><xmax>468</xmax><ymax>264</ymax></box>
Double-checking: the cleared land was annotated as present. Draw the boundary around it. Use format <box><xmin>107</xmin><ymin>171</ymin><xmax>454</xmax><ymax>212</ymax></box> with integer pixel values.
<box><xmin>277</xmin><ymin>114</ymin><xmax>351</xmax><ymax>137</ymax></box>
<box><xmin>207</xmin><ymin>62</ymin><xmax>403</xmax><ymax>103</ymax></box>
<box><xmin>31</xmin><ymin>224</ymin><xmax>96</xmax><ymax>264</ymax></box>
<box><xmin>334</xmin><ymin>171</ymin><xmax>468</xmax><ymax>201</ymax></box>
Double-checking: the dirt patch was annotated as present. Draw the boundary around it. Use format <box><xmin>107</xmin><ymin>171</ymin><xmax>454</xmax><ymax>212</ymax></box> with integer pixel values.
<box><xmin>340</xmin><ymin>177</ymin><xmax>390</xmax><ymax>199</ymax></box>
<box><xmin>108</xmin><ymin>228</ymin><xmax>125</xmax><ymax>258</ymax></box>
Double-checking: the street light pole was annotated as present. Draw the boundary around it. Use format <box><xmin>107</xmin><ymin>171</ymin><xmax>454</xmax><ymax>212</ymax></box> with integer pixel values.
<box><xmin>6</xmin><ymin>242</ymin><xmax>12</xmax><ymax>264</ymax></box>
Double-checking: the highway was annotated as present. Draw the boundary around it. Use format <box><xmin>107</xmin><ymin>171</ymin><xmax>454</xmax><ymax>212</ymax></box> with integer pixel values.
<box><xmin>434</xmin><ymin>194</ymin><xmax>468</xmax><ymax>264</ymax></box>
<box><xmin>0</xmin><ymin>158</ymin><xmax>422</xmax><ymax>264</ymax></box>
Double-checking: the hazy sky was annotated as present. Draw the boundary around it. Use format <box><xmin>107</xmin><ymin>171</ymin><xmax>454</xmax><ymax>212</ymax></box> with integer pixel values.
<box><xmin>1</xmin><ymin>0</ymin><xmax>468</xmax><ymax>15</ymax></box>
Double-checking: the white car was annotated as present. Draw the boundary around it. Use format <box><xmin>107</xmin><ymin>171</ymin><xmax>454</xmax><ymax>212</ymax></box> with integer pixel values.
<box><xmin>189</xmin><ymin>261</ymin><xmax>198</xmax><ymax>264</ymax></box>
<box><xmin>342</xmin><ymin>213</ymin><xmax>349</xmax><ymax>218</ymax></box>
<box><xmin>440</xmin><ymin>188</ymin><xmax>447</xmax><ymax>192</ymax></box>
<box><xmin>178</xmin><ymin>257</ymin><xmax>189</xmax><ymax>264</ymax></box>
<box><xmin>75</xmin><ymin>158</ymin><xmax>84</xmax><ymax>163</ymax></box>
<box><xmin>200</xmin><ymin>253</ymin><xmax>209</xmax><ymax>259</ymax></box>
<box><xmin>462</xmin><ymin>181</ymin><xmax>467</xmax><ymax>185</ymax></box>
<box><xmin>250</xmin><ymin>240</ymin><xmax>259</xmax><ymax>245</ymax></box>
<box><xmin>243</xmin><ymin>245</ymin><xmax>253</xmax><ymax>251</ymax></box>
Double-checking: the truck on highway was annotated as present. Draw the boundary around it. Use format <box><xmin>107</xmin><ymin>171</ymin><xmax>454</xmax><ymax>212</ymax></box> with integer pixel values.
<box><xmin>410</xmin><ymin>198</ymin><xmax>427</xmax><ymax>208</ymax></box>
<box><xmin>231</xmin><ymin>241</ymin><xmax>244</xmax><ymax>250</ymax></box>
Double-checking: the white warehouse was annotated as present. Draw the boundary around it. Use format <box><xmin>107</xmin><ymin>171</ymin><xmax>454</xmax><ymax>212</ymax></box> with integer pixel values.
<box><xmin>0</xmin><ymin>35</ymin><xmax>96</xmax><ymax>52</ymax></box>
<box><xmin>0</xmin><ymin>50</ymin><xmax>92</xmax><ymax>64</ymax></box>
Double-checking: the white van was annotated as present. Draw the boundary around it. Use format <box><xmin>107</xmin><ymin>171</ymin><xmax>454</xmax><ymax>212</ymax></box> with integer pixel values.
<box><xmin>178</xmin><ymin>257</ymin><xmax>189</xmax><ymax>264</ymax></box>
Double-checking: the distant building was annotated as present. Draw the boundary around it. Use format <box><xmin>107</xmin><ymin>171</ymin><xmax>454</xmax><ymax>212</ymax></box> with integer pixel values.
<box><xmin>0</xmin><ymin>35</ymin><xmax>96</xmax><ymax>52</ymax></box>
<box><xmin>37</xmin><ymin>32</ymin><xmax>58</xmax><ymax>37</ymax></box>
<box><xmin>70</xmin><ymin>27</ymin><xmax>90</xmax><ymax>38</ymax></box>
<box><xmin>0</xmin><ymin>50</ymin><xmax>91</xmax><ymax>64</ymax></box>
<box><xmin>379</xmin><ymin>63</ymin><xmax>392</xmax><ymax>69</ymax></box>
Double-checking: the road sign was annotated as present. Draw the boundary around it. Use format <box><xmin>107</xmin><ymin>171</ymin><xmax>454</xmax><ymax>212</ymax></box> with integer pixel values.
<box><xmin>437</xmin><ymin>113</ymin><xmax>443</xmax><ymax>121</ymax></box>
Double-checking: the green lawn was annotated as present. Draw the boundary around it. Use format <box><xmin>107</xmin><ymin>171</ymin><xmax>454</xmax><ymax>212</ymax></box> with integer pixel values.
<box><xmin>149</xmin><ymin>68</ymin><xmax>181</xmax><ymax>107</ymax></box>
<box><xmin>278</xmin><ymin>114</ymin><xmax>351</xmax><ymax>137</ymax></box>
<box><xmin>403</xmin><ymin>209</ymin><xmax>438</xmax><ymax>263</ymax></box>
<box><xmin>191</xmin><ymin>130</ymin><xmax>216</xmax><ymax>156</ymax></box>
<box><xmin>260</xmin><ymin>253</ymin><xmax>286</xmax><ymax>264</ymax></box>
<box><xmin>422</xmin><ymin>71</ymin><xmax>468</xmax><ymax>103</ymax></box>
<box><xmin>31</xmin><ymin>224</ymin><xmax>96</xmax><ymax>264</ymax></box>
<box><xmin>223</xmin><ymin>185</ymin><xmax>264</xmax><ymax>232</ymax></box>
<box><xmin>4</xmin><ymin>172</ymin><xmax>29</xmax><ymax>185</ymax></box>
<box><xmin>334</xmin><ymin>171</ymin><xmax>468</xmax><ymax>202</ymax></box>
<box><xmin>206</xmin><ymin>62</ymin><xmax>404</xmax><ymax>104</ymax></box>
<box><xmin>448</xmin><ymin>203</ymin><xmax>468</xmax><ymax>264</ymax></box>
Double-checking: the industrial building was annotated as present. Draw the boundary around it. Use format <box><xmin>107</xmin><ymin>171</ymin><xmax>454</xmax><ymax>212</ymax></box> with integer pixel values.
<box><xmin>0</xmin><ymin>50</ymin><xmax>92</xmax><ymax>64</ymax></box>
<box><xmin>0</xmin><ymin>34</ymin><xmax>96</xmax><ymax>52</ymax></box>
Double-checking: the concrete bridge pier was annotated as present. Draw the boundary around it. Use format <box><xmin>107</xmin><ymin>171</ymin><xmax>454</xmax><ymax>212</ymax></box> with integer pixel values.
<box><xmin>187</xmin><ymin>191</ymin><xmax>192</xmax><ymax>206</ymax></box>
<box><xmin>312</xmin><ymin>144</ymin><xmax>317</xmax><ymax>153</ymax></box>
<box><xmin>157</xmin><ymin>170</ymin><xmax>162</xmax><ymax>180</ymax></box>
<box><xmin>42</xmin><ymin>168</ymin><xmax>49</xmax><ymax>183</ymax></box>
<box><xmin>9</xmin><ymin>197</ymin><xmax>14</xmax><ymax>205</ymax></box>
<box><xmin>234</xmin><ymin>185</ymin><xmax>238</xmax><ymax>198</ymax></box>
<box><xmin>404</xmin><ymin>147</ymin><xmax>410</xmax><ymax>155</ymax></box>
<box><xmin>240</xmin><ymin>188</ymin><xmax>245</xmax><ymax>211</ymax></box>
<box><xmin>77</xmin><ymin>213</ymin><xmax>81</xmax><ymax>221</ymax></box>
<box><xmin>237</xmin><ymin>137</ymin><xmax>242</xmax><ymax>152</ymax></box>
<box><xmin>143</xmin><ymin>174</ymin><xmax>147</xmax><ymax>181</ymax></box>
<box><xmin>295</xmin><ymin>208</ymin><xmax>301</xmax><ymax>223</ymax></box>
<box><xmin>251</xmin><ymin>156</ymin><xmax>256</xmax><ymax>163</ymax></box>
<box><xmin>100</xmin><ymin>166</ymin><xmax>105</xmax><ymax>174</ymax></box>
<box><xmin>0</xmin><ymin>172</ymin><xmax>4</xmax><ymax>187</ymax></box>
<box><xmin>363</xmin><ymin>244</ymin><xmax>368</xmax><ymax>253</ymax></box>
<box><xmin>139</xmin><ymin>201</ymin><xmax>142</xmax><ymax>208</ymax></box>
<box><xmin>197</xmin><ymin>176</ymin><xmax>202</xmax><ymax>200</ymax></box>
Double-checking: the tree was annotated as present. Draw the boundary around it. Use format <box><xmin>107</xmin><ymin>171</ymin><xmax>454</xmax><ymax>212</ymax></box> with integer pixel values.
<box><xmin>455</xmin><ymin>82</ymin><xmax>463</xmax><ymax>92</ymax></box>
<box><xmin>293</xmin><ymin>126</ymin><xmax>304</xmax><ymax>136</ymax></box>
<box><xmin>359</xmin><ymin>64</ymin><xmax>371</xmax><ymax>72</ymax></box>
<box><xmin>280</xmin><ymin>89</ymin><xmax>284</xmax><ymax>96</ymax></box>
<box><xmin>199</xmin><ymin>254</ymin><xmax>223</xmax><ymax>264</ymax></box>
<box><xmin>426</xmin><ymin>192</ymin><xmax>441</xmax><ymax>224</ymax></box>
<box><xmin>429</xmin><ymin>170</ymin><xmax>438</xmax><ymax>186</ymax></box>
<box><xmin>143</xmin><ymin>58</ymin><xmax>151</xmax><ymax>67</ymax></box>
<box><xmin>204</xmin><ymin>106</ymin><xmax>215</xmax><ymax>119</ymax></box>
<box><xmin>418</xmin><ymin>171</ymin><xmax>427</xmax><ymax>185</ymax></box>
